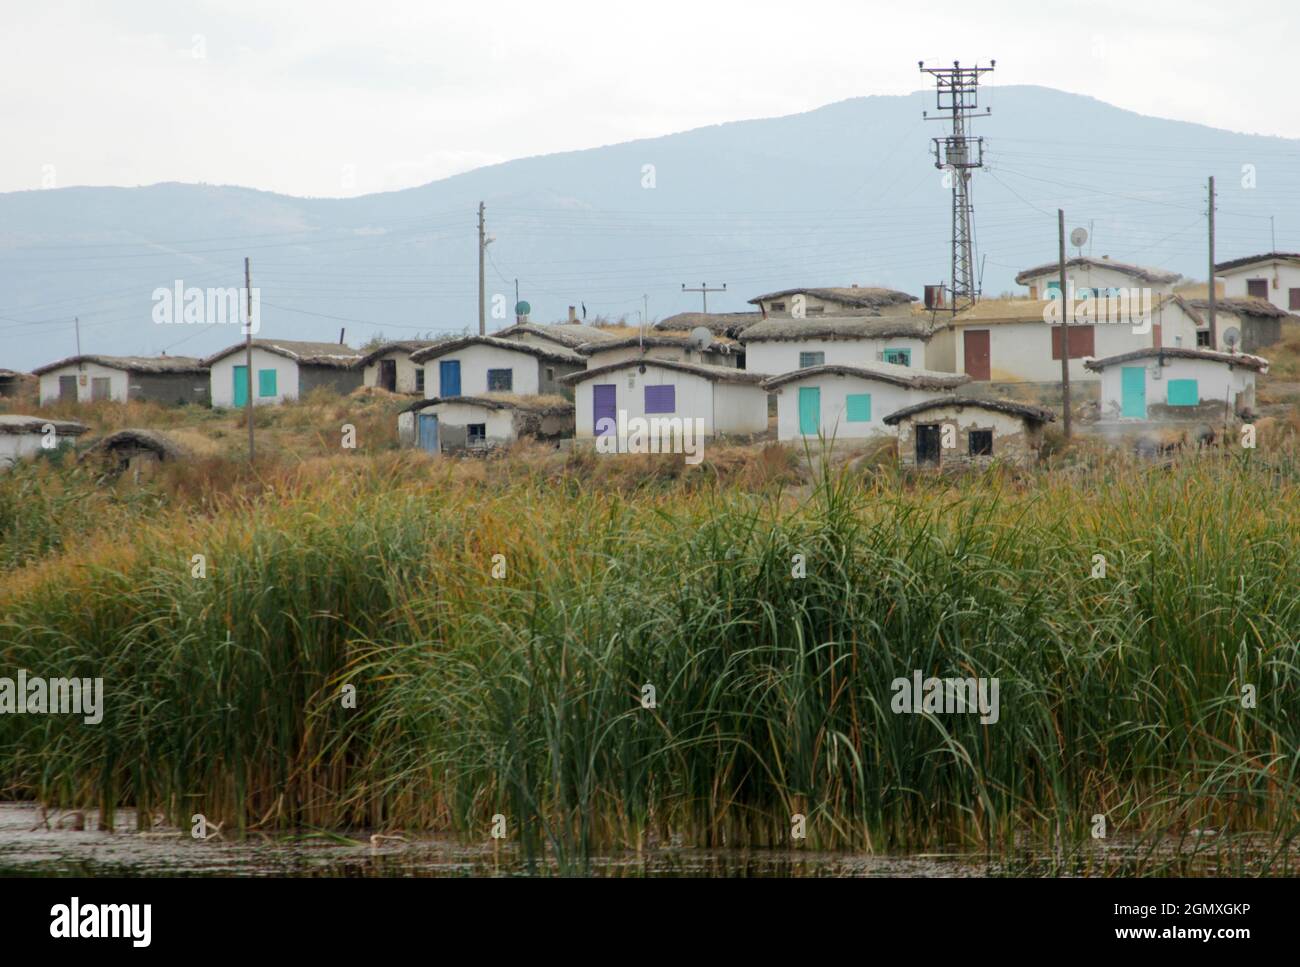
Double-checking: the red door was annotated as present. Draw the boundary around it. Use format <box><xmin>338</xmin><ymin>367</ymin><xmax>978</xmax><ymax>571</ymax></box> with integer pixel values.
<box><xmin>963</xmin><ymin>330</ymin><xmax>990</xmax><ymax>381</ymax></box>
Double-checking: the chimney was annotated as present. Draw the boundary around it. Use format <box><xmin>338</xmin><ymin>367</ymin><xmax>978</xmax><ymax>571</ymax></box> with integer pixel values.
<box><xmin>339</xmin><ymin>327</ymin><xmax>345</xmax><ymax>344</ymax></box>
<box><xmin>568</xmin><ymin>305</ymin><xmax>577</xmax><ymax>323</ymax></box>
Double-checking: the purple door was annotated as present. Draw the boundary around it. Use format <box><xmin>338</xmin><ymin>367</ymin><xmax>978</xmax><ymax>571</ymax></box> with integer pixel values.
<box><xmin>593</xmin><ymin>384</ymin><xmax>617</xmax><ymax>436</ymax></box>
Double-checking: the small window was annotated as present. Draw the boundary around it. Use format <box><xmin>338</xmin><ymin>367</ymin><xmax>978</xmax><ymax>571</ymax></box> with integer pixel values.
<box><xmin>546</xmin><ymin>367</ymin><xmax>555</xmax><ymax>381</ymax></box>
<box><xmin>415</xmin><ymin>368</ymin><xmax>425</xmax><ymax>392</ymax></box>
<box><xmin>771</xmin><ymin>301</ymin><xmax>786</xmax><ymax>312</ymax></box>
<box><xmin>487</xmin><ymin>368</ymin><xmax>513</xmax><ymax>392</ymax></box>
<box><xmin>645</xmin><ymin>384</ymin><xmax>675</xmax><ymax>414</ymax></box>
<box><xmin>845</xmin><ymin>393</ymin><xmax>871</xmax><ymax>422</ymax></box>
<box><xmin>258</xmin><ymin>369</ymin><xmax>277</xmax><ymax>398</ymax></box>
<box><xmin>1289</xmin><ymin>288</ymin><xmax>1300</xmax><ymax>310</ymax></box>
<box><xmin>467</xmin><ymin>423</ymin><xmax>486</xmax><ymax>444</ymax></box>
<box><xmin>799</xmin><ymin>351</ymin><xmax>825</xmax><ymax>368</ymax></box>
<box><xmin>1045</xmin><ymin>280</ymin><xmax>1062</xmax><ymax>298</ymax></box>
<box><xmin>1246</xmin><ymin>279</ymin><xmax>1269</xmax><ymax>299</ymax></box>
<box><xmin>1195</xmin><ymin>329</ymin><xmax>1212</xmax><ymax>347</ymax></box>
<box><xmin>969</xmin><ymin>430</ymin><xmax>993</xmax><ymax>456</ymax></box>
<box><xmin>1167</xmin><ymin>379</ymin><xmax>1199</xmax><ymax>406</ymax></box>
<box><xmin>883</xmin><ymin>348</ymin><xmax>911</xmax><ymax>366</ymax></box>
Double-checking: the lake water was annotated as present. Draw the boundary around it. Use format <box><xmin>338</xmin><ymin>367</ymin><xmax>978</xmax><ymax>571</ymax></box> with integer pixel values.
<box><xmin>0</xmin><ymin>804</ymin><xmax>1287</xmax><ymax>877</ymax></box>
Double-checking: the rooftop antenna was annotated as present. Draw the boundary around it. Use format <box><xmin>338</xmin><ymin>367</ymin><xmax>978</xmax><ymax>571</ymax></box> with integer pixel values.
<box><xmin>920</xmin><ymin>58</ymin><xmax>995</xmax><ymax>313</ymax></box>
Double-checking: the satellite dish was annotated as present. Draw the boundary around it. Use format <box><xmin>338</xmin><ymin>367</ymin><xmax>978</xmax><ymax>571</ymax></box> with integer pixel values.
<box><xmin>1070</xmin><ymin>227</ymin><xmax>1088</xmax><ymax>249</ymax></box>
<box><xmin>688</xmin><ymin>326</ymin><xmax>713</xmax><ymax>350</ymax></box>
<box><xmin>514</xmin><ymin>300</ymin><xmax>531</xmax><ymax>317</ymax></box>
<box><xmin>1223</xmin><ymin>327</ymin><xmax>1241</xmax><ymax>350</ymax></box>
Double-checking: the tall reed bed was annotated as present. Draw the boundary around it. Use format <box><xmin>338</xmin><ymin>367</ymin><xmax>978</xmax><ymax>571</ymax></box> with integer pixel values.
<box><xmin>1</xmin><ymin>454</ymin><xmax>1297</xmax><ymax>867</ymax></box>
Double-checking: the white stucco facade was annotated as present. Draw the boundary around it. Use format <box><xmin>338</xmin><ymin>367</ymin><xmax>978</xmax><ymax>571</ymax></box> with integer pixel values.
<box><xmin>1092</xmin><ymin>355</ymin><xmax>1261</xmax><ymax>421</ymax></box>
<box><xmin>38</xmin><ymin>362</ymin><xmax>129</xmax><ymax>404</ymax></box>
<box><xmin>744</xmin><ymin>336</ymin><xmax>931</xmax><ymax>376</ymax></box>
<box><xmin>362</xmin><ymin>350</ymin><xmax>424</xmax><ymax>393</ymax></box>
<box><xmin>1217</xmin><ymin>259</ymin><xmax>1300</xmax><ymax>313</ymax></box>
<box><xmin>209</xmin><ymin>348</ymin><xmax>300</xmax><ymax>407</ymax></box>
<box><xmin>768</xmin><ymin>371</ymin><xmax>957</xmax><ymax>442</ymax></box>
<box><xmin>423</xmin><ymin>343</ymin><xmax>543</xmax><ymax>398</ymax></box>
<box><xmin>570</xmin><ymin>362</ymin><xmax>767</xmax><ymax>440</ymax></box>
<box><xmin>1020</xmin><ymin>262</ymin><xmax>1177</xmax><ymax>299</ymax></box>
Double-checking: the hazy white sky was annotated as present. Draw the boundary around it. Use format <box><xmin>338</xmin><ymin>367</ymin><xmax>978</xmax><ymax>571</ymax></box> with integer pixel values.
<box><xmin>4</xmin><ymin>0</ymin><xmax>1296</xmax><ymax>197</ymax></box>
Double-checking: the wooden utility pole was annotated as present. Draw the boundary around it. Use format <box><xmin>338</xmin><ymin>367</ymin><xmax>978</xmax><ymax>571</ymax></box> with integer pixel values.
<box><xmin>681</xmin><ymin>282</ymin><xmax>726</xmax><ymax>313</ymax></box>
<box><xmin>1207</xmin><ymin>176</ymin><xmax>1217</xmax><ymax>349</ymax></box>
<box><xmin>244</xmin><ymin>257</ymin><xmax>255</xmax><ymax>462</ymax></box>
<box><xmin>1057</xmin><ymin>210</ymin><xmax>1072</xmax><ymax>440</ymax></box>
<box><xmin>478</xmin><ymin>202</ymin><xmax>486</xmax><ymax>335</ymax></box>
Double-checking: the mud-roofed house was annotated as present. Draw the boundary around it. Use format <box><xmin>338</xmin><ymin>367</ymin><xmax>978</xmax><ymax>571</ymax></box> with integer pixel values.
<box><xmin>492</xmin><ymin>321</ymin><xmax>617</xmax><ymax>353</ymax></box>
<box><xmin>1213</xmin><ymin>252</ymin><xmax>1300</xmax><ymax>314</ymax></box>
<box><xmin>740</xmin><ymin>313</ymin><xmax>952</xmax><ymax>375</ymax></box>
<box><xmin>654</xmin><ymin>312</ymin><xmax>763</xmax><ymax>339</ymax></box>
<box><xmin>33</xmin><ymin>355</ymin><xmax>210</xmax><ymax>405</ymax></box>
<box><xmin>748</xmin><ymin>285</ymin><xmax>920</xmax><ymax>318</ymax></box>
<box><xmin>561</xmin><ymin>358</ymin><xmax>768</xmax><ymax>444</ymax></box>
<box><xmin>761</xmin><ymin>362</ymin><xmax>968</xmax><ymax>442</ymax></box>
<box><xmin>0</xmin><ymin>414</ymin><xmax>88</xmax><ymax>467</ymax></box>
<box><xmin>410</xmin><ymin>336</ymin><xmax>586</xmax><ymax>400</ymax></box>
<box><xmin>1014</xmin><ymin>256</ymin><xmax>1181</xmax><ymax>300</ymax></box>
<box><xmin>1184</xmin><ymin>297</ymin><xmax>1289</xmax><ymax>353</ymax></box>
<box><xmin>399</xmin><ymin>394</ymin><xmax>575</xmax><ymax>453</ymax></box>
<box><xmin>357</xmin><ymin>340</ymin><xmax>442</xmax><ymax>394</ymax></box>
<box><xmin>1083</xmin><ymin>347</ymin><xmax>1268</xmax><ymax>423</ymax></box>
<box><xmin>0</xmin><ymin>369</ymin><xmax>27</xmax><ymax>398</ymax></box>
<box><xmin>204</xmin><ymin>339</ymin><xmax>364</xmax><ymax>407</ymax></box>
<box><xmin>576</xmin><ymin>329</ymin><xmax>743</xmax><ymax>369</ymax></box>
<box><xmin>884</xmin><ymin>398</ymin><xmax>1056</xmax><ymax>468</ymax></box>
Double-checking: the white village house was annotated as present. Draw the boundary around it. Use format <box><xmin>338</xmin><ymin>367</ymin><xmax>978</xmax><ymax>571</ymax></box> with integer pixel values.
<box><xmin>577</xmin><ymin>330</ymin><xmax>742</xmax><ymax>370</ymax></box>
<box><xmin>655</xmin><ymin>311</ymin><xmax>762</xmax><ymax>339</ymax></box>
<box><xmin>399</xmin><ymin>395</ymin><xmax>574</xmax><ymax>453</ymax></box>
<box><xmin>561</xmin><ymin>358</ymin><xmax>768</xmax><ymax>444</ymax></box>
<box><xmin>357</xmin><ymin>340</ymin><xmax>440</xmax><ymax>394</ymax></box>
<box><xmin>204</xmin><ymin>339</ymin><xmax>364</xmax><ymax>407</ymax></box>
<box><xmin>748</xmin><ymin>285</ymin><xmax>920</xmax><ymax>318</ymax></box>
<box><xmin>883</xmin><ymin>398</ymin><xmax>1056</xmax><ymax>468</ymax></box>
<box><xmin>411</xmin><ymin>336</ymin><xmax>585</xmax><ymax>399</ymax></box>
<box><xmin>0</xmin><ymin>415</ymin><xmax>88</xmax><ymax>468</ymax></box>
<box><xmin>1183</xmin><ymin>297</ymin><xmax>1289</xmax><ymax>354</ymax></box>
<box><xmin>1214</xmin><ymin>252</ymin><xmax>1300</xmax><ymax>314</ymax></box>
<box><xmin>740</xmin><ymin>314</ymin><xmax>952</xmax><ymax>375</ymax></box>
<box><xmin>33</xmin><ymin>355</ymin><xmax>210</xmax><ymax>405</ymax></box>
<box><xmin>1083</xmin><ymin>347</ymin><xmax>1268</xmax><ymax>422</ymax></box>
<box><xmin>1014</xmin><ymin>255</ymin><xmax>1181</xmax><ymax>300</ymax></box>
<box><xmin>761</xmin><ymin>362</ymin><xmax>967</xmax><ymax>442</ymax></box>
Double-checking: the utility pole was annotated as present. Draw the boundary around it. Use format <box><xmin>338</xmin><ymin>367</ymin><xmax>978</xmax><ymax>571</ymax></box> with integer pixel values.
<box><xmin>478</xmin><ymin>202</ymin><xmax>486</xmax><ymax>336</ymax></box>
<box><xmin>74</xmin><ymin>316</ymin><xmax>81</xmax><ymax>356</ymax></box>
<box><xmin>682</xmin><ymin>282</ymin><xmax>726</xmax><ymax>313</ymax></box>
<box><xmin>1207</xmin><ymin>177</ymin><xmax>1217</xmax><ymax>350</ymax></box>
<box><xmin>920</xmin><ymin>59</ymin><xmax>994</xmax><ymax>313</ymax></box>
<box><xmin>514</xmin><ymin>278</ymin><xmax>520</xmax><ymax>324</ymax></box>
<box><xmin>1058</xmin><ymin>210</ymin><xmax>1072</xmax><ymax>440</ymax></box>
<box><xmin>244</xmin><ymin>257</ymin><xmax>255</xmax><ymax>462</ymax></box>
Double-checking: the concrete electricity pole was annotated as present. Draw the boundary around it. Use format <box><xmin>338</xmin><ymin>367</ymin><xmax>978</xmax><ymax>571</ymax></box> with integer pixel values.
<box><xmin>478</xmin><ymin>202</ymin><xmax>486</xmax><ymax>336</ymax></box>
<box><xmin>1207</xmin><ymin>176</ymin><xmax>1217</xmax><ymax>349</ymax></box>
<box><xmin>1057</xmin><ymin>210</ymin><xmax>1072</xmax><ymax>440</ymax></box>
<box><xmin>682</xmin><ymin>282</ymin><xmax>726</xmax><ymax>313</ymax></box>
<box><xmin>245</xmin><ymin>256</ymin><xmax>255</xmax><ymax>462</ymax></box>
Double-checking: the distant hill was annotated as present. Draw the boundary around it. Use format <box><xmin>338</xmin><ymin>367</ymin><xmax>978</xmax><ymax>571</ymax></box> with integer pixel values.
<box><xmin>2</xmin><ymin>85</ymin><xmax>1297</xmax><ymax>371</ymax></box>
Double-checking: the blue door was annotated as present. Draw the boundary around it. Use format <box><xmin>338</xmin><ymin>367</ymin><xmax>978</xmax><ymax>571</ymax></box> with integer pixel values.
<box><xmin>798</xmin><ymin>386</ymin><xmax>820</xmax><ymax>436</ymax></box>
<box><xmin>593</xmin><ymin>384</ymin><xmax>617</xmax><ymax>435</ymax></box>
<box><xmin>1121</xmin><ymin>366</ymin><xmax>1146</xmax><ymax>419</ymax></box>
<box><xmin>439</xmin><ymin>360</ymin><xmax>461</xmax><ymax>397</ymax></box>
<box><xmin>417</xmin><ymin>413</ymin><xmax>439</xmax><ymax>453</ymax></box>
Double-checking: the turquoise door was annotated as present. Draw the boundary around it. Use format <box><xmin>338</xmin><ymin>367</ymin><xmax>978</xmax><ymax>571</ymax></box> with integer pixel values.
<box><xmin>417</xmin><ymin>413</ymin><xmax>439</xmax><ymax>453</ymax></box>
<box><xmin>233</xmin><ymin>365</ymin><xmax>249</xmax><ymax>407</ymax></box>
<box><xmin>1121</xmin><ymin>367</ymin><xmax>1146</xmax><ymax>418</ymax></box>
<box><xmin>798</xmin><ymin>386</ymin><xmax>820</xmax><ymax>436</ymax></box>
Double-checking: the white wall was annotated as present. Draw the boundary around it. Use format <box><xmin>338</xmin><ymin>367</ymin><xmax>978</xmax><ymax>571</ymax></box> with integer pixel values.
<box><xmin>363</xmin><ymin>350</ymin><xmax>423</xmax><ymax>393</ymax></box>
<box><xmin>1021</xmin><ymin>264</ymin><xmax>1176</xmax><ymax>299</ymax></box>
<box><xmin>744</xmin><ymin>336</ymin><xmax>930</xmax><ymax>376</ymax></box>
<box><xmin>1097</xmin><ymin>357</ymin><xmax>1258</xmax><ymax>421</ymax></box>
<box><xmin>572</xmin><ymin>363</ymin><xmax>766</xmax><ymax>439</ymax></box>
<box><xmin>423</xmin><ymin>344</ymin><xmax>541</xmax><ymax>398</ymax></box>
<box><xmin>955</xmin><ymin>319</ymin><xmax>1163</xmax><ymax>383</ymax></box>
<box><xmin>772</xmin><ymin>372</ymin><xmax>953</xmax><ymax>441</ymax></box>
<box><xmin>209</xmin><ymin>348</ymin><xmax>300</xmax><ymax>407</ymax></box>
<box><xmin>431</xmin><ymin>402</ymin><xmax>517</xmax><ymax>442</ymax></box>
<box><xmin>38</xmin><ymin>363</ymin><xmax>129</xmax><ymax>404</ymax></box>
<box><xmin>1220</xmin><ymin>261</ymin><xmax>1300</xmax><ymax>313</ymax></box>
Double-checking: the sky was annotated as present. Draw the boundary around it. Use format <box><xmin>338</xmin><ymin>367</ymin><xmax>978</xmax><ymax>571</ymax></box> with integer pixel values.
<box><xmin>4</xmin><ymin>0</ymin><xmax>1298</xmax><ymax>198</ymax></box>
